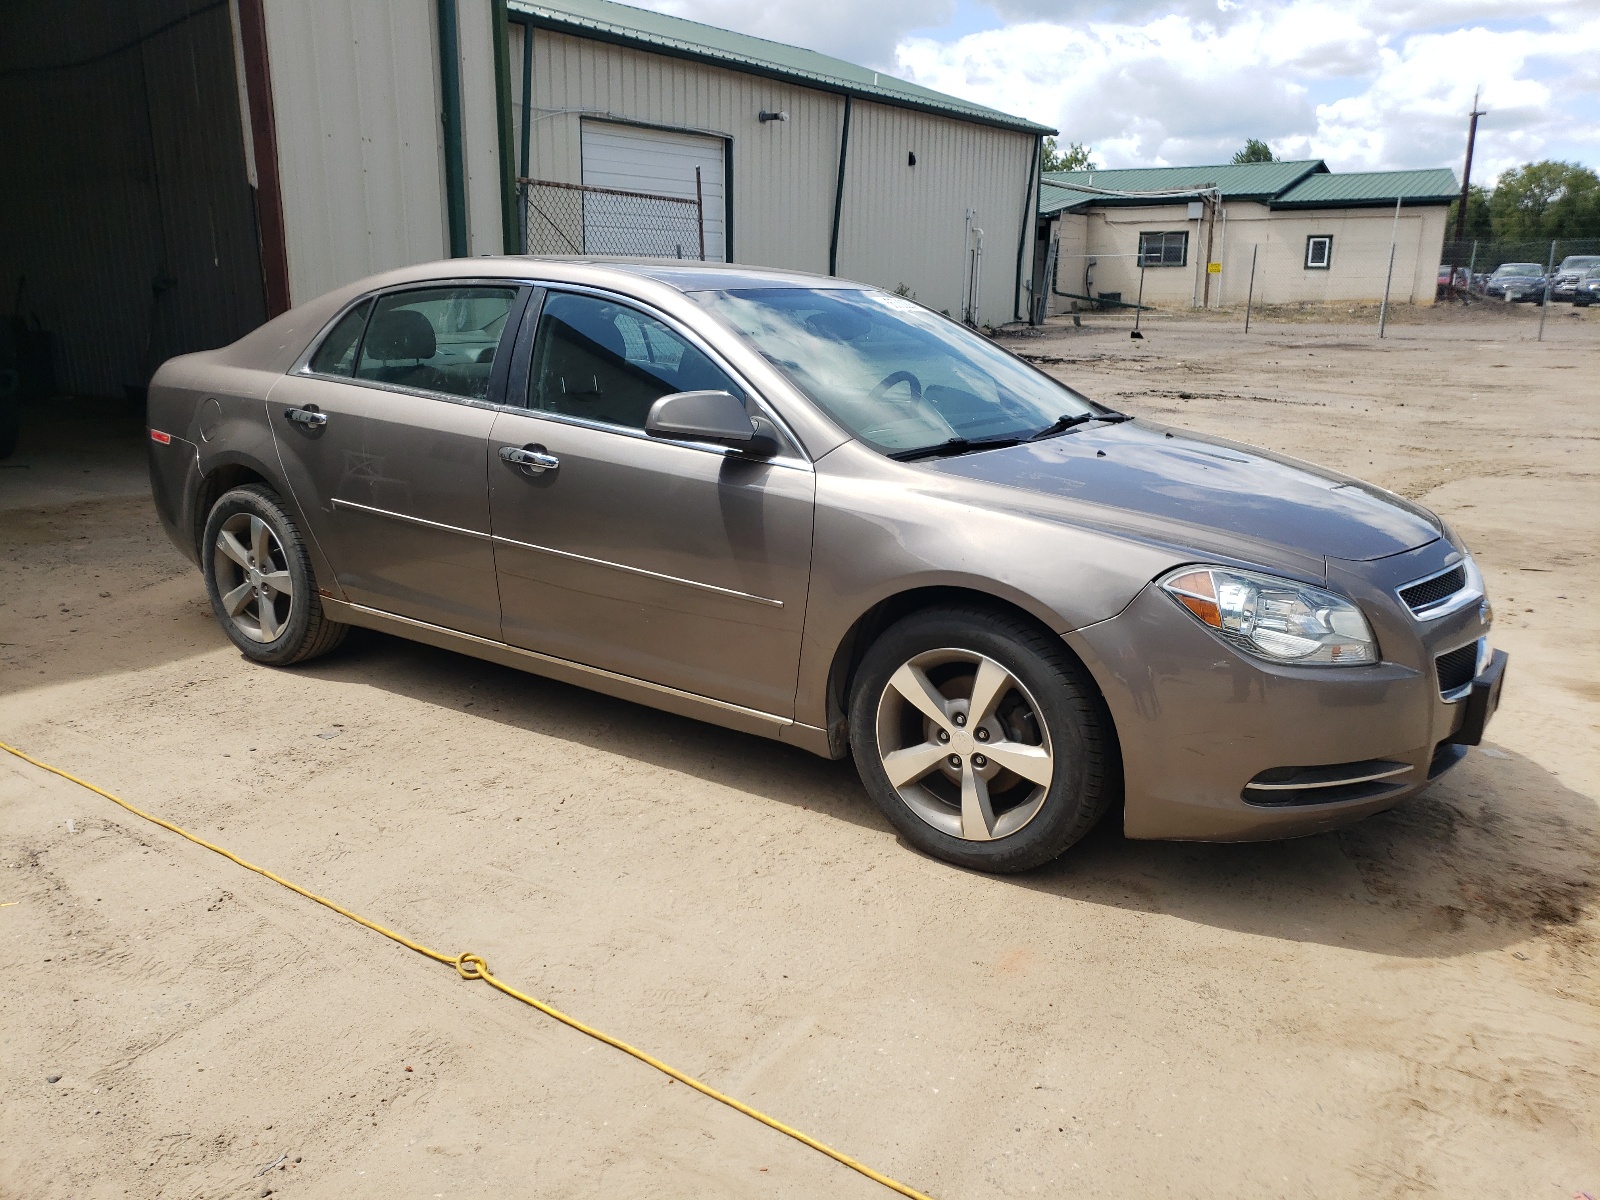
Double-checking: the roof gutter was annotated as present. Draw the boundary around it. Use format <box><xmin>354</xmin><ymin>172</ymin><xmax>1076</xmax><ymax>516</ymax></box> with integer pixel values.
<box><xmin>828</xmin><ymin>95</ymin><xmax>852</xmax><ymax>277</ymax></box>
<box><xmin>491</xmin><ymin>0</ymin><xmax>520</xmax><ymax>253</ymax></box>
<box><xmin>437</xmin><ymin>0</ymin><xmax>470</xmax><ymax>257</ymax></box>
<box><xmin>1014</xmin><ymin>133</ymin><xmax>1040</xmax><ymax>322</ymax></box>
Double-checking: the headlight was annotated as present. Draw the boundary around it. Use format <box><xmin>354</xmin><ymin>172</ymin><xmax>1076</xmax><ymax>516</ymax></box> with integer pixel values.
<box><xmin>1160</xmin><ymin>566</ymin><xmax>1379</xmax><ymax>666</ymax></box>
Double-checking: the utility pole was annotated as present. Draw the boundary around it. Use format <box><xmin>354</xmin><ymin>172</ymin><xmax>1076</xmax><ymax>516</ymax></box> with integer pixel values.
<box><xmin>1454</xmin><ymin>88</ymin><xmax>1485</xmax><ymax>242</ymax></box>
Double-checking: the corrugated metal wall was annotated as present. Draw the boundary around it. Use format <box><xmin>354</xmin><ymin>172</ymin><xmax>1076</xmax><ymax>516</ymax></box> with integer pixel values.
<box><xmin>0</xmin><ymin>0</ymin><xmax>265</xmax><ymax>397</ymax></box>
<box><xmin>515</xmin><ymin>27</ymin><xmax>1037</xmax><ymax>317</ymax></box>
<box><xmin>837</xmin><ymin>101</ymin><xmax>1036</xmax><ymax>323</ymax></box>
<box><xmin>517</xmin><ymin>27</ymin><xmax>841</xmax><ymax>274</ymax></box>
<box><xmin>262</xmin><ymin>0</ymin><xmax>453</xmax><ymax>305</ymax></box>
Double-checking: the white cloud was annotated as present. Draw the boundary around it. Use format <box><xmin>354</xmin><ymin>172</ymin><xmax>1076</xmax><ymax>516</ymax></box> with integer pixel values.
<box><xmin>643</xmin><ymin>0</ymin><xmax>950</xmax><ymax>70</ymax></box>
<box><xmin>896</xmin><ymin>3</ymin><xmax>1600</xmax><ymax>174</ymax></box>
<box><xmin>637</xmin><ymin>0</ymin><xmax>1599</xmax><ymax>174</ymax></box>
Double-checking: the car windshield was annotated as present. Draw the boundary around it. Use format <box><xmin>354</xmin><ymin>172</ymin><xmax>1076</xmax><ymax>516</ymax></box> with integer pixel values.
<box><xmin>689</xmin><ymin>287</ymin><xmax>1097</xmax><ymax>455</ymax></box>
<box><xmin>1494</xmin><ymin>264</ymin><xmax>1542</xmax><ymax>276</ymax></box>
<box><xmin>1559</xmin><ymin>257</ymin><xmax>1600</xmax><ymax>271</ymax></box>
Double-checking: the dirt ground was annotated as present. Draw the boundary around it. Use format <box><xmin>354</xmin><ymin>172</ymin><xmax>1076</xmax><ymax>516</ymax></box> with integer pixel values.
<box><xmin>2</xmin><ymin>302</ymin><xmax>1596</xmax><ymax>1200</ymax></box>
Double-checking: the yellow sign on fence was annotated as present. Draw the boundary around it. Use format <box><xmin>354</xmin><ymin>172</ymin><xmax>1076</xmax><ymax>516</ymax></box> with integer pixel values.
<box><xmin>1207</xmin><ymin>261</ymin><xmax>1222</xmax><ymax>274</ymax></box>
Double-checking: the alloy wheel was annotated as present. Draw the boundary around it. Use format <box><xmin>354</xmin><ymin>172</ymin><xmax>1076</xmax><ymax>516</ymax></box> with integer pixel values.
<box><xmin>212</xmin><ymin>513</ymin><xmax>294</xmax><ymax>643</ymax></box>
<box><xmin>874</xmin><ymin>648</ymin><xmax>1055</xmax><ymax>841</ymax></box>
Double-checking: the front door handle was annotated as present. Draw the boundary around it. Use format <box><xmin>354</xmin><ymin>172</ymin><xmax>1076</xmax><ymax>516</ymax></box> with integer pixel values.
<box><xmin>284</xmin><ymin>406</ymin><xmax>327</xmax><ymax>428</ymax></box>
<box><xmin>499</xmin><ymin>444</ymin><xmax>559</xmax><ymax>474</ymax></box>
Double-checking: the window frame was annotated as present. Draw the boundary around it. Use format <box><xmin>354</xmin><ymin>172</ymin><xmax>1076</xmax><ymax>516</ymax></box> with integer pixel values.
<box><xmin>1137</xmin><ymin>230</ymin><xmax>1189</xmax><ymax>268</ymax></box>
<box><xmin>505</xmin><ymin>282</ymin><xmax>810</xmax><ymax>467</ymax></box>
<box><xmin>1305</xmin><ymin>235</ymin><xmax>1333</xmax><ymax>270</ymax></box>
<box><xmin>294</xmin><ymin>280</ymin><xmax>533</xmax><ymax>411</ymax></box>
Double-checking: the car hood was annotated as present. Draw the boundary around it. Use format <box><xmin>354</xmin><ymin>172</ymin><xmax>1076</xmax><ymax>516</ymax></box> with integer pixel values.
<box><xmin>924</xmin><ymin>419</ymin><xmax>1441</xmax><ymax>566</ymax></box>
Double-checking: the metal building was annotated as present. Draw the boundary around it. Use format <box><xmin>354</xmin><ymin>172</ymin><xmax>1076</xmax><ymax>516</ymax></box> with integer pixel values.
<box><xmin>0</xmin><ymin>0</ymin><xmax>1051</xmax><ymax>403</ymax></box>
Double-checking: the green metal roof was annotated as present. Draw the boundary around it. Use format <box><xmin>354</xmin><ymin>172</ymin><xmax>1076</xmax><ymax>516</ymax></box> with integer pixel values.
<box><xmin>508</xmin><ymin>0</ymin><xmax>1055</xmax><ymax>135</ymax></box>
<box><xmin>1039</xmin><ymin>180</ymin><xmax>1095</xmax><ymax>215</ymax></box>
<box><xmin>1271</xmin><ymin>168</ymin><xmax>1459</xmax><ymax>208</ymax></box>
<box><xmin>1042</xmin><ymin>159</ymin><xmax>1327</xmax><ymax>202</ymax></box>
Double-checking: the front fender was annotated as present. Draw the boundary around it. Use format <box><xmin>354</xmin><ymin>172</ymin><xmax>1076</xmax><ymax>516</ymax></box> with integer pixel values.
<box><xmin>794</xmin><ymin>443</ymin><xmax>1184</xmax><ymax>731</ymax></box>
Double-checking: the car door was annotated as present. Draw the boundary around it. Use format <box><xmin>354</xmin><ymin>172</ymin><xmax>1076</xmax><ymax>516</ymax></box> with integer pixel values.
<box><xmin>487</xmin><ymin>288</ymin><xmax>815</xmax><ymax>717</ymax></box>
<box><xmin>271</xmin><ymin>282</ymin><xmax>526</xmax><ymax>639</ymax></box>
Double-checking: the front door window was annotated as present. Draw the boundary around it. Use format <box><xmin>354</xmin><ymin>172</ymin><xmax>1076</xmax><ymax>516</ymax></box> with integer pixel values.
<box><xmin>527</xmin><ymin>292</ymin><xmax>740</xmax><ymax>429</ymax></box>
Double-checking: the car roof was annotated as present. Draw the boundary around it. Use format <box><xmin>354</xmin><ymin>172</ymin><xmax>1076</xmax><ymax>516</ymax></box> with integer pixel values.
<box><xmin>388</xmin><ymin>256</ymin><xmax>866</xmax><ymax>294</ymax></box>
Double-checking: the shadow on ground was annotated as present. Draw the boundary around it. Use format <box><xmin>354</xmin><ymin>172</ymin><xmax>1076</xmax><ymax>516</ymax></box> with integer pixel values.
<box><xmin>293</xmin><ymin>627</ymin><xmax>1599</xmax><ymax>964</ymax></box>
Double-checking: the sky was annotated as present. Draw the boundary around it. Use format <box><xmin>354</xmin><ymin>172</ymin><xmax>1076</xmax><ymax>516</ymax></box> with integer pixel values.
<box><xmin>647</xmin><ymin>0</ymin><xmax>1600</xmax><ymax>181</ymax></box>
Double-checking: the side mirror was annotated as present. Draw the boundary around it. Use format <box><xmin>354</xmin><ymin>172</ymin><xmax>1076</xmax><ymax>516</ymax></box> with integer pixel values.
<box><xmin>646</xmin><ymin>390</ymin><xmax>778</xmax><ymax>456</ymax></box>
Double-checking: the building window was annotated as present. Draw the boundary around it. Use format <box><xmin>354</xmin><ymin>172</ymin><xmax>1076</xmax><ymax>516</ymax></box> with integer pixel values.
<box><xmin>1305</xmin><ymin>235</ymin><xmax>1333</xmax><ymax>269</ymax></box>
<box><xmin>1138</xmin><ymin>231</ymin><xmax>1188</xmax><ymax>267</ymax></box>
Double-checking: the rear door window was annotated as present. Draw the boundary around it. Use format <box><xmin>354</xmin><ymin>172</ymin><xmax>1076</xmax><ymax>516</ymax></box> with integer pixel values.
<box><xmin>356</xmin><ymin>286</ymin><xmax>519</xmax><ymax>401</ymax></box>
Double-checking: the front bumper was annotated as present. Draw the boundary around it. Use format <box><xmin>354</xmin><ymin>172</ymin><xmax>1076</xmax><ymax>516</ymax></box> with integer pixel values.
<box><xmin>1066</xmin><ymin>559</ymin><xmax>1502</xmax><ymax>841</ymax></box>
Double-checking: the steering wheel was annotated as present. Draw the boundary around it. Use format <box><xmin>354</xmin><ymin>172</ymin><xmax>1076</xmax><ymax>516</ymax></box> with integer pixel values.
<box><xmin>868</xmin><ymin>370</ymin><xmax>923</xmax><ymax>403</ymax></box>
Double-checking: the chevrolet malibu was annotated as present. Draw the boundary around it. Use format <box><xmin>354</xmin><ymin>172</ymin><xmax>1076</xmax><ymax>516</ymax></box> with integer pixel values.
<box><xmin>147</xmin><ymin>260</ymin><xmax>1506</xmax><ymax>872</ymax></box>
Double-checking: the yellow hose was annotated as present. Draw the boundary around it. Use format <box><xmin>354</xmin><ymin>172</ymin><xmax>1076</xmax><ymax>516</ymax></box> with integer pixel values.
<box><xmin>2</xmin><ymin>739</ymin><xmax>936</xmax><ymax>1200</ymax></box>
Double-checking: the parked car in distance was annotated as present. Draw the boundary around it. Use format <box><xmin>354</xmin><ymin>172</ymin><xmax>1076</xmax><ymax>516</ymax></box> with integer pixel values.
<box><xmin>1485</xmin><ymin>262</ymin><xmax>1548</xmax><ymax>302</ymax></box>
<box><xmin>1551</xmin><ymin>255</ymin><xmax>1600</xmax><ymax>301</ymax></box>
<box><xmin>146</xmin><ymin>259</ymin><xmax>1506</xmax><ymax>872</ymax></box>
<box><xmin>1571</xmin><ymin>265</ymin><xmax>1600</xmax><ymax>307</ymax></box>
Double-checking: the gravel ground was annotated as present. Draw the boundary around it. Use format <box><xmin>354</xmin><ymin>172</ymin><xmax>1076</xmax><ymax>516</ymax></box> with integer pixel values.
<box><xmin>2</xmin><ymin>304</ymin><xmax>1596</xmax><ymax>1199</ymax></box>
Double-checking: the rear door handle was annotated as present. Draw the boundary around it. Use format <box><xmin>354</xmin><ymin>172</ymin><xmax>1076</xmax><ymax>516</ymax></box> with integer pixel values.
<box><xmin>284</xmin><ymin>406</ymin><xmax>327</xmax><ymax>427</ymax></box>
<box><xmin>499</xmin><ymin>444</ymin><xmax>559</xmax><ymax>474</ymax></box>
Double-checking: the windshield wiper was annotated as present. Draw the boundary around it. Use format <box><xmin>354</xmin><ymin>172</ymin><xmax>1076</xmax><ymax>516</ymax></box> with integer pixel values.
<box><xmin>1028</xmin><ymin>410</ymin><xmax>1132</xmax><ymax>441</ymax></box>
<box><xmin>888</xmin><ymin>435</ymin><xmax>1024</xmax><ymax>462</ymax></box>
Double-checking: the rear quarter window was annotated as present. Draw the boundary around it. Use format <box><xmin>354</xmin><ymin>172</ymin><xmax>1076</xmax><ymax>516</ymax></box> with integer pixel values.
<box><xmin>308</xmin><ymin>299</ymin><xmax>372</xmax><ymax>377</ymax></box>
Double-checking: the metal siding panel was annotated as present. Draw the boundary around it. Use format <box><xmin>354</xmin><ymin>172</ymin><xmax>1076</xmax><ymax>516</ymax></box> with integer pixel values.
<box><xmin>520</xmin><ymin>31</ymin><xmax>838</xmax><ymax>275</ymax></box>
<box><xmin>264</xmin><ymin>0</ymin><xmax>447</xmax><ymax>304</ymax></box>
<box><xmin>458</xmin><ymin>0</ymin><xmax>506</xmax><ymax>255</ymax></box>
<box><xmin>837</xmin><ymin>102</ymin><xmax>1034</xmax><ymax>319</ymax></box>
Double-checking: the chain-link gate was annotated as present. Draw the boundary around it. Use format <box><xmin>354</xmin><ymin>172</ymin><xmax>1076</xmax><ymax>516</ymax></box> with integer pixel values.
<box><xmin>518</xmin><ymin>177</ymin><xmax>706</xmax><ymax>259</ymax></box>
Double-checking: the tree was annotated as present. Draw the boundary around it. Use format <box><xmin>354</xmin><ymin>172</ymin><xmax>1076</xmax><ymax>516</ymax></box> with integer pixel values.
<box><xmin>1042</xmin><ymin>137</ymin><xmax>1096</xmax><ymax>173</ymax></box>
<box><xmin>1488</xmin><ymin>160</ymin><xmax>1600</xmax><ymax>241</ymax></box>
<box><xmin>1447</xmin><ymin>184</ymin><xmax>1492</xmax><ymax>241</ymax></box>
<box><xmin>1231</xmin><ymin>139</ymin><xmax>1278</xmax><ymax>164</ymax></box>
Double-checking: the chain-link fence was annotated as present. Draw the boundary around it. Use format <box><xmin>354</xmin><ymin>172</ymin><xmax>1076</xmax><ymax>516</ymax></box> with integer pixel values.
<box><xmin>519</xmin><ymin>177</ymin><xmax>705</xmax><ymax>259</ymax></box>
<box><xmin>1442</xmin><ymin>237</ymin><xmax>1600</xmax><ymax>276</ymax></box>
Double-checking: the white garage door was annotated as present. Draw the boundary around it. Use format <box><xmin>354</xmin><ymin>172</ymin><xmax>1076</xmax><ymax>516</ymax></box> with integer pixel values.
<box><xmin>580</xmin><ymin>121</ymin><xmax>727</xmax><ymax>262</ymax></box>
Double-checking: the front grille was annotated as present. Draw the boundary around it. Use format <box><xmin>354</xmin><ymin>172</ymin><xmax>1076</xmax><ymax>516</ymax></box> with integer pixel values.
<box><xmin>1399</xmin><ymin>565</ymin><xmax>1466</xmax><ymax>613</ymax></box>
<box><xmin>1435</xmin><ymin>642</ymin><xmax>1478</xmax><ymax>696</ymax></box>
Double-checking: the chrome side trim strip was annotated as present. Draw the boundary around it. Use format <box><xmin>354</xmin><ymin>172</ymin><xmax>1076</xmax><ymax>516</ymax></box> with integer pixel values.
<box><xmin>332</xmin><ymin>497</ymin><xmax>490</xmax><ymax>540</ymax></box>
<box><xmin>322</xmin><ymin>599</ymin><xmax>793</xmax><ymax>729</ymax></box>
<box><xmin>491</xmin><ymin>534</ymin><xmax>784</xmax><ymax>608</ymax></box>
<box><xmin>1246</xmin><ymin>763</ymin><xmax>1414</xmax><ymax>791</ymax></box>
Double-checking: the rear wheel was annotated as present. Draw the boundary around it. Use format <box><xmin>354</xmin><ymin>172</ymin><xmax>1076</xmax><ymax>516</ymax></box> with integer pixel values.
<box><xmin>848</xmin><ymin>605</ymin><xmax>1115</xmax><ymax>872</ymax></box>
<box><xmin>202</xmin><ymin>484</ymin><xmax>347</xmax><ymax>665</ymax></box>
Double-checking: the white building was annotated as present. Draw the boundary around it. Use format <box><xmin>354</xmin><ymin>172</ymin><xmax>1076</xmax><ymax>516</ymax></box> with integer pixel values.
<box><xmin>0</xmin><ymin>0</ymin><xmax>1051</xmax><ymax>399</ymax></box>
<box><xmin>1035</xmin><ymin>161</ymin><xmax>1458</xmax><ymax>314</ymax></box>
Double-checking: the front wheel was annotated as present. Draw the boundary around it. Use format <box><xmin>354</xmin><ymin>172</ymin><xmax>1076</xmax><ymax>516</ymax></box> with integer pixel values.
<box><xmin>848</xmin><ymin>606</ymin><xmax>1116</xmax><ymax>872</ymax></box>
<box><xmin>201</xmin><ymin>484</ymin><xmax>348</xmax><ymax>666</ymax></box>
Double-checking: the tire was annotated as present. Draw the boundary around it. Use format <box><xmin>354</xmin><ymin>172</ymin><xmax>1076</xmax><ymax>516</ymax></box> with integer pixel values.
<box><xmin>201</xmin><ymin>484</ymin><xmax>348</xmax><ymax>666</ymax></box>
<box><xmin>848</xmin><ymin>605</ymin><xmax>1116</xmax><ymax>873</ymax></box>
